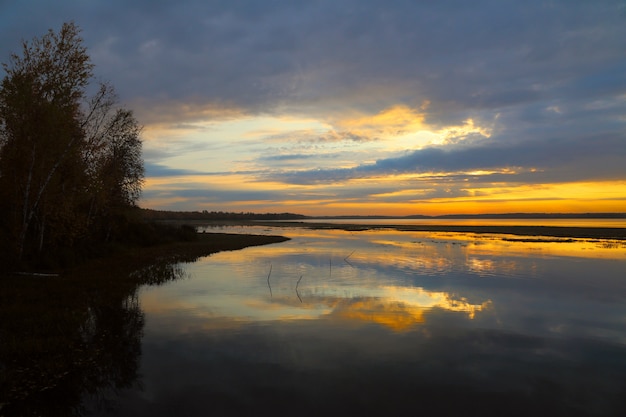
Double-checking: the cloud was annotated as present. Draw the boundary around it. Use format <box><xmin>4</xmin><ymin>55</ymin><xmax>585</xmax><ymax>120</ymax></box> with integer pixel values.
<box><xmin>330</xmin><ymin>105</ymin><xmax>425</xmax><ymax>135</ymax></box>
<box><xmin>274</xmin><ymin>131</ymin><xmax>626</xmax><ymax>185</ymax></box>
<box><xmin>4</xmin><ymin>1</ymin><xmax>625</xmax><ymax>126</ymax></box>
<box><xmin>131</xmin><ymin>99</ymin><xmax>245</xmax><ymax>127</ymax></box>
<box><xmin>144</xmin><ymin>163</ymin><xmax>207</xmax><ymax>178</ymax></box>
<box><xmin>0</xmin><ymin>6</ymin><xmax>603</xmax><ymax>93</ymax></box>
<box><xmin>142</xmin><ymin>186</ymin><xmax>286</xmax><ymax>203</ymax></box>
<box><xmin>259</xmin><ymin>153</ymin><xmax>332</xmax><ymax>162</ymax></box>
<box><xmin>2</xmin><ymin>0</ymin><xmax>625</xmax><ymax>214</ymax></box>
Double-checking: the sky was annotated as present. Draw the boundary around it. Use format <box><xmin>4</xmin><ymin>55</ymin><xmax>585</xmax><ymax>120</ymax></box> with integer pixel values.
<box><xmin>1</xmin><ymin>0</ymin><xmax>625</xmax><ymax>216</ymax></box>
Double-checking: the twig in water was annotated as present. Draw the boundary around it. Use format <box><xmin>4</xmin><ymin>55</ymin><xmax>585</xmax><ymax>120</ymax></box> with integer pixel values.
<box><xmin>267</xmin><ymin>263</ymin><xmax>273</xmax><ymax>298</ymax></box>
<box><xmin>344</xmin><ymin>250</ymin><xmax>355</xmax><ymax>267</ymax></box>
<box><xmin>296</xmin><ymin>275</ymin><xmax>303</xmax><ymax>303</ymax></box>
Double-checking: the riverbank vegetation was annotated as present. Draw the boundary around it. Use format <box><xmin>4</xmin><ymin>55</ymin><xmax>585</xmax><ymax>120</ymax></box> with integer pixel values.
<box><xmin>0</xmin><ymin>22</ymin><xmax>297</xmax><ymax>274</ymax></box>
<box><xmin>0</xmin><ymin>22</ymin><xmax>144</xmax><ymax>271</ymax></box>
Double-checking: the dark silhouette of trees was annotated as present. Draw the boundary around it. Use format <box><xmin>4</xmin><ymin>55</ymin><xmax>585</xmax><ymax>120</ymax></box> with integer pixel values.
<box><xmin>0</xmin><ymin>259</ymin><xmax>187</xmax><ymax>416</ymax></box>
<box><xmin>0</xmin><ymin>22</ymin><xmax>144</xmax><ymax>268</ymax></box>
<box><xmin>139</xmin><ymin>208</ymin><xmax>308</xmax><ymax>221</ymax></box>
<box><xmin>82</xmin><ymin>84</ymin><xmax>144</xmax><ymax>242</ymax></box>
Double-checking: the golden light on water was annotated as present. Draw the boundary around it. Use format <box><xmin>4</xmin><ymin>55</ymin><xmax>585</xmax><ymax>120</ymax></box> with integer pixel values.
<box><xmin>139</xmin><ymin>226</ymin><xmax>623</xmax><ymax>338</ymax></box>
<box><xmin>141</xmin><ymin>284</ymin><xmax>492</xmax><ymax>333</ymax></box>
<box><xmin>326</xmin><ymin>288</ymin><xmax>492</xmax><ymax>332</ymax></box>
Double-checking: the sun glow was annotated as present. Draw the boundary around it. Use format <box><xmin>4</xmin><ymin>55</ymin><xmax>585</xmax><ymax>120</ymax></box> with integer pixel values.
<box><xmin>136</xmin><ymin>98</ymin><xmax>626</xmax><ymax>216</ymax></box>
<box><xmin>331</xmin><ymin>104</ymin><xmax>426</xmax><ymax>136</ymax></box>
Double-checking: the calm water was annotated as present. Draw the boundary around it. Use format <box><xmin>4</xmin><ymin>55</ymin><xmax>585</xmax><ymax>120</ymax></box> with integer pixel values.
<box><xmin>78</xmin><ymin>226</ymin><xmax>626</xmax><ymax>416</ymax></box>
<box><xmin>294</xmin><ymin>217</ymin><xmax>626</xmax><ymax>227</ymax></box>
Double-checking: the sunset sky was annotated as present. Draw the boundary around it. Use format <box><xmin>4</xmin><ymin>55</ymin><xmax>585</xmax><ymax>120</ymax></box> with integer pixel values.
<box><xmin>1</xmin><ymin>0</ymin><xmax>625</xmax><ymax>216</ymax></box>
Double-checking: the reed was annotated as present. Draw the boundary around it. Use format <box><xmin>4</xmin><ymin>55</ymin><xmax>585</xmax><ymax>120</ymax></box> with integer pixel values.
<box><xmin>344</xmin><ymin>250</ymin><xmax>355</xmax><ymax>267</ymax></box>
<box><xmin>267</xmin><ymin>263</ymin><xmax>273</xmax><ymax>298</ymax></box>
<box><xmin>296</xmin><ymin>275</ymin><xmax>303</xmax><ymax>303</ymax></box>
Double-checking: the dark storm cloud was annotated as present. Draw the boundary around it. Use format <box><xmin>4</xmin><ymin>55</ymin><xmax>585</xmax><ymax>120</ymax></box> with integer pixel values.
<box><xmin>3</xmin><ymin>0</ymin><xmax>625</xmax><ymax>115</ymax></box>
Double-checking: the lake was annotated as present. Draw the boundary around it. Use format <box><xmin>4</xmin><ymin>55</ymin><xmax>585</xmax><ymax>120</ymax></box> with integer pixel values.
<box><xmin>81</xmin><ymin>225</ymin><xmax>626</xmax><ymax>416</ymax></box>
<box><xmin>2</xmin><ymin>225</ymin><xmax>625</xmax><ymax>416</ymax></box>
<box><xmin>293</xmin><ymin>217</ymin><xmax>626</xmax><ymax>228</ymax></box>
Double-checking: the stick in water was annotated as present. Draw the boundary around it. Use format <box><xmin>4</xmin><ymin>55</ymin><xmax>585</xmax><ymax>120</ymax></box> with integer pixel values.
<box><xmin>267</xmin><ymin>263</ymin><xmax>273</xmax><ymax>298</ymax></box>
<box><xmin>344</xmin><ymin>250</ymin><xmax>355</xmax><ymax>267</ymax></box>
<box><xmin>296</xmin><ymin>274</ymin><xmax>303</xmax><ymax>303</ymax></box>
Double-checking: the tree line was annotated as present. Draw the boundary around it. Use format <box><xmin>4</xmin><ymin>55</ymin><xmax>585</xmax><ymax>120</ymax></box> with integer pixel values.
<box><xmin>0</xmin><ymin>22</ymin><xmax>144</xmax><ymax>269</ymax></box>
<box><xmin>140</xmin><ymin>208</ymin><xmax>307</xmax><ymax>221</ymax></box>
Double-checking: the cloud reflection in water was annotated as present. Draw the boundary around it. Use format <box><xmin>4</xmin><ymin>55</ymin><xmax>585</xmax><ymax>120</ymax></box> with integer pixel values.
<box><xmin>124</xmin><ymin>227</ymin><xmax>626</xmax><ymax>416</ymax></box>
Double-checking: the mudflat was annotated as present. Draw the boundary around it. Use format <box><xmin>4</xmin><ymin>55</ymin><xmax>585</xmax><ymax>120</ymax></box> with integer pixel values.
<box><xmin>249</xmin><ymin>221</ymin><xmax>626</xmax><ymax>240</ymax></box>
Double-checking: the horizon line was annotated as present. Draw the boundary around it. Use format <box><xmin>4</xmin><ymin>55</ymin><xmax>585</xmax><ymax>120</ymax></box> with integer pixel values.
<box><xmin>138</xmin><ymin>207</ymin><xmax>626</xmax><ymax>219</ymax></box>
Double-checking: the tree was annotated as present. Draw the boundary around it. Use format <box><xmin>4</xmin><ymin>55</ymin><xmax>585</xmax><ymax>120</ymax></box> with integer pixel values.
<box><xmin>0</xmin><ymin>22</ymin><xmax>143</xmax><ymax>267</ymax></box>
<box><xmin>83</xmin><ymin>85</ymin><xmax>144</xmax><ymax>241</ymax></box>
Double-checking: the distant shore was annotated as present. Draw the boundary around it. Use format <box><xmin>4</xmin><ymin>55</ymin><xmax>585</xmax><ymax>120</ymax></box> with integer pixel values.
<box><xmin>226</xmin><ymin>220</ymin><xmax>626</xmax><ymax>240</ymax></box>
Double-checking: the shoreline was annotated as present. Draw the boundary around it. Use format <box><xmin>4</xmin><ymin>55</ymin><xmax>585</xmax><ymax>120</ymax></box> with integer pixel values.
<box><xmin>3</xmin><ymin>233</ymin><xmax>290</xmax><ymax>279</ymax></box>
<box><xmin>223</xmin><ymin>220</ymin><xmax>626</xmax><ymax>240</ymax></box>
<box><xmin>0</xmin><ymin>232</ymin><xmax>290</xmax><ymax>412</ymax></box>
<box><xmin>72</xmin><ymin>232</ymin><xmax>290</xmax><ymax>275</ymax></box>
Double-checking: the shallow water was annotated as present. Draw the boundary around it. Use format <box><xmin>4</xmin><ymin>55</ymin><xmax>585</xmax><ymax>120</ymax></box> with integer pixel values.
<box><xmin>76</xmin><ymin>226</ymin><xmax>626</xmax><ymax>416</ymax></box>
<box><xmin>293</xmin><ymin>217</ymin><xmax>626</xmax><ymax>228</ymax></box>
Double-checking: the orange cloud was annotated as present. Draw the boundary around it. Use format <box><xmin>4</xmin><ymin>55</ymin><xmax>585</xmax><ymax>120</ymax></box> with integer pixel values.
<box><xmin>331</xmin><ymin>105</ymin><xmax>426</xmax><ymax>137</ymax></box>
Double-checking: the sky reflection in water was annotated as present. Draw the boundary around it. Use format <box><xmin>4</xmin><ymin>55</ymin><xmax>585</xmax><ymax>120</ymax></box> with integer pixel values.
<box><xmin>102</xmin><ymin>227</ymin><xmax>626</xmax><ymax>416</ymax></box>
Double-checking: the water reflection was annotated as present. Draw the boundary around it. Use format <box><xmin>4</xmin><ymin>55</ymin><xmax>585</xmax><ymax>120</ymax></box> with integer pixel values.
<box><xmin>116</xmin><ymin>227</ymin><xmax>626</xmax><ymax>416</ymax></box>
<box><xmin>321</xmin><ymin>289</ymin><xmax>492</xmax><ymax>331</ymax></box>
<box><xmin>141</xmin><ymin>231</ymin><xmax>498</xmax><ymax>332</ymax></box>
<box><xmin>3</xmin><ymin>227</ymin><xmax>625</xmax><ymax>416</ymax></box>
<box><xmin>0</xmin><ymin>260</ymin><xmax>186</xmax><ymax>417</ymax></box>
<box><xmin>141</xmin><ymin>229</ymin><xmax>626</xmax><ymax>339</ymax></box>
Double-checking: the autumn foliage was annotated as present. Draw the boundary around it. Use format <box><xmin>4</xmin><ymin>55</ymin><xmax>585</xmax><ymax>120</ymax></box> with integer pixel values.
<box><xmin>0</xmin><ymin>22</ymin><xmax>144</xmax><ymax>269</ymax></box>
